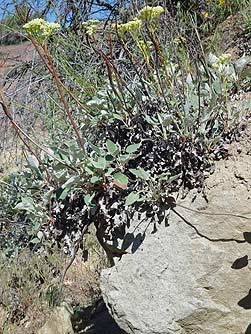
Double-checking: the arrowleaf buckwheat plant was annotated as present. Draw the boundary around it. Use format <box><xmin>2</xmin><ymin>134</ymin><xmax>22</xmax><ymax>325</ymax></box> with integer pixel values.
<box><xmin>0</xmin><ymin>3</ymin><xmax>249</xmax><ymax>269</ymax></box>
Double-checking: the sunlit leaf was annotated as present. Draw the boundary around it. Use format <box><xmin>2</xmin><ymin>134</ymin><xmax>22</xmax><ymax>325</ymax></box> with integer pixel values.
<box><xmin>106</xmin><ymin>139</ymin><xmax>120</xmax><ymax>156</ymax></box>
<box><xmin>27</xmin><ymin>155</ymin><xmax>39</xmax><ymax>169</ymax></box>
<box><xmin>113</xmin><ymin>172</ymin><xmax>128</xmax><ymax>188</ymax></box>
<box><xmin>62</xmin><ymin>175</ymin><xmax>80</xmax><ymax>188</ymax></box>
<box><xmin>90</xmin><ymin>175</ymin><xmax>102</xmax><ymax>183</ymax></box>
<box><xmin>14</xmin><ymin>197</ymin><xmax>35</xmax><ymax>211</ymax></box>
<box><xmin>126</xmin><ymin>143</ymin><xmax>141</xmax><ymax>154</ymax></box>
<box><xmin>129</xmin><ymin>168</ymin><xmax>150</xmax><ymax>180</ymax></box>
<box><xmin>125</xmin><ymin>191</ymin><xmax>140</xmax><ymax>206</ymax></box>
<box><xmin>91</xmin><ymin>157</ymin><xmax>107</xmax><ymax>170</ymax></box>
<box><xmin>84</xmin><ymin>193</ymin><xmax>96</xmax><ymax>208</ymax></box>
<box><xmin>30</xmin><ymin>237</ymin><xmax>41</xmax><ymax>244</ymax></box>
<box><xmin>58</xmin><ymin>187</ymin><xmax>70</xmax><ymax>200</ymax></box>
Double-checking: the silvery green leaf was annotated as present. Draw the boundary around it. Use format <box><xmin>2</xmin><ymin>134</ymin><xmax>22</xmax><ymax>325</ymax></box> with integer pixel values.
<box><xmin>58</xmin><ymin>153</ymin><xmax>71</xmax><ymax>164</ymax></box>
<box><xmin>27</xmin><ymin>155</ymin><xmax>39</xmax><ymax>169</ymax></box>
<box><xmin>86</xmin><ymin>97</ymin><xmax>105</xmax><ymax>106</ymax></box>
<box><xmin>106</xmin><ymin>139</ymin><xmax>120</xmax><ymax>155</ymax></box>
<box><xmin>89</xmin><ymin>143</ymin><xmax>102</xmax><ymax>155</ymax></box>
<box><xmin>235</xmin><ymin>56</ymin><xmax>251</xmax><ymax>73</ymax></box>
<box><xmin>120</xmin><ymin>154</ymin><xmax>131</xmax><ymax>163</ymax></box>
<box><xmin>30</xmin><ymin>237</ymin><xmax>41</xmax><ymax>244</ymax></box>
<box><xmin>158</xmin><ymin>172</ymin><xmax>171</xmax><ymax>181</ymax></box>
<box><xmin>84</xmin><ymin>193</ymin><xmax>96</xmax><ymax>207</ymax></box>
<box><xmin>125</xmin><ymin>143</ymin><xmax>141</xmax><ymax>154</ymax></box>
<box><xmin>54</xmin><ymin>170</ymin><xmax>68</xmax><ymax>181</ymax></box>
<box><xmin>62</xmin><ymin>176</ymin><xmax>80</xmax><ymax>189</ymax></box>
<box><xmin>186</xmin><ymin>73</ymin><xmax>193</xmax><ymax>84</ymax></box>
<box><xmin>14</xmin><ymin>197</ymin><xmax>35</xmax><ymax>212</ymax></box>
<box><xmin>205</xmin><ymin>83</ymin><xmax>210</xmax><ymax>92</ymax></box>
<box><xmin>145</xmin><ymin>115</ymin><xmax>159</xmax><ymax>125</ymax></box>
<box><xmin>113</xmin><ymin>172</ymin><xmax>128</xmax><ymax>187</ymax></box>
<box><xmin>43</xmin><ymin>188</ymin><xmax>55</xmax><ymax>202</ymax></box>
<box><xmin>129</xmin><ymin>168</ymin><xmax>150</xmax><ymax>180</ymax></box>
<box><xmin>90</xmin><ymin>175</ymin><xmax>102</xmax><ymax>183</ymax></box>
<box><xmin>58</xmin><ymin>188</ymin><xmax>70</xmax><ymax>200</ymax></box>
<box><xmin>105</xmin><ymin>167</ymin><xmax>115</xmax><ymax>176</ymax></box>
<box><xmin>113</xmin><ymin>113</ymin><xmax>124</xmax><ymax>121</ymax></box>
<box><xmin>92</xmin><ymin>157</ymin><xmax>107</xmax><ymax>170</ymax></box>
<box><xmin>47</xmin><ymin>148</ymin><xmax>55</xmax><ymax>156</ymax></box>
<box><xmin>85</xmin><ymin>165</ymin><xmax>94</xmax><ymax>175</ymax></box>
<box><xmin>190</xmin><ymin>93</ymin><xmax>199</xmax><ymax>108</ymax></box>
<box><xmin>125</xmin><ymin>191</ymin><xmax>140</xmax><ymax>206</ymax></box>
<box><xmin>208</xmin><ymin>53</ymin><xmax>218</xmax><ymax>65</ymax></box>
<box><xmin>213</xmin><ymin>79</ymin><xmax>221</xmax><ymax>94</ymax></box>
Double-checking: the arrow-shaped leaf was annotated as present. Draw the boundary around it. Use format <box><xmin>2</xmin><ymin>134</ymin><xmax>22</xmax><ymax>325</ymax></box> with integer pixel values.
<box><xmin>126</xmin><ymin>142</ymin><xmax>141</xmax><ymax>154</ymax></box>
<box><xmin>125</xmin><ymin>191</ymin><xmax>140</xmax><ymax>206</ymax></box>
<box><xmin>106</xmin><ymin>139</ymin><xmax>120</xmax><ymax>156</ymax></box>
<box><xmin>113</xmin><ymin>172</ymin><xmax>128</xmax><ymax>189</ymax></box>
<box><xmin>129</xmin><ymin>168</ymin><xmax>150</xmax><ymax>180</ymax></box>
<box><xmin>91</xmin><ymin>157</ymin><xmax>107</xmax><ymax>170</ymax></box>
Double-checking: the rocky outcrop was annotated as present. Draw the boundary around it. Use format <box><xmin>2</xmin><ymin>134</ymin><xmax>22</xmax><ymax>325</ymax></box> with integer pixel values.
<box><xmin>101</xmin><ymin>132</ymin><xmax>251</xmax><ymax>334</ymax></box>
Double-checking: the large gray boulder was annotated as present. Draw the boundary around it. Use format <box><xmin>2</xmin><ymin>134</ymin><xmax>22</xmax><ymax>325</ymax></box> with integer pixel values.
<box><xmin>101</xmin><ymin>140</ymin><xmax>251</xmax><ymax>333</ymax></box>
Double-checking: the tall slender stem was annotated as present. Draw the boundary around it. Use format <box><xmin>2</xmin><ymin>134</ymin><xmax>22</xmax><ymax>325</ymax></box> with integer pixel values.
<box><xmin>0</xmin><ymin>87</ymin><xmax>53</xmax><ymax>183</ymax></box>
<box><xmin>29</xmin><ymin>36</ymin><xmax>86</xmax><ymax>153</ymax></box>
<box><xmin>43</xmin><ymin>43</ymin><xmax>86</xmax><ymax>152</ymax></box>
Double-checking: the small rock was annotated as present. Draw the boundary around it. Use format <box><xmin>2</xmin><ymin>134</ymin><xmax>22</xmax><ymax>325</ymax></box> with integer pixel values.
<box><xmin>38</xmin><ymin>306</ymin><xmax>74</xmax><ymax>334</ymax></box>
<box><xmin>0</xmin><ymin>306</ymin><xmax>7</xmax><ymax>330</ymax></box>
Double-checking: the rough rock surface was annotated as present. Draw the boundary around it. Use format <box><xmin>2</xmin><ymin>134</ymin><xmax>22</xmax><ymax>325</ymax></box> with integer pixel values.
<box><xmin>38</xmin><ymin>306</ymin><xmax>74</xmax><ymax>334</ymax></box>
<box><xmin>101</xmin><ymin>129</ymin><xmax>251</xmax><ymax>334</ymax></box>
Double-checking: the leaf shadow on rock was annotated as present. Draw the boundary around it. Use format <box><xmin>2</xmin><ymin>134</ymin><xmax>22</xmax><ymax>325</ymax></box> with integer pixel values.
<box><xmin>245</xmin><ymin>323</ymin><xmax>251</xmax><ymax>334</ymax></box>
<box><xmin>231</xmin><ymin>255</ymin><xmax>249</xmax><ymax>269</ymax></box>
<box><xmin>233</xmin><ymin>232</ymin><xmax>251</xmax><ymax>332</ymax></box>
<box><xmin>243</xmin><ymin>232</ymin><xmax>251</xmax><ymax>243</ymax></box>
<box><xmin>238</xmin><ymin>289</ymin><xmax>251</xmax><ymax>310</ymax></box>
<box><xmin>110</xmin><ymin>201</ymin><xmax>171</xmax><ymax>256</ymax></box>
<box><xmin>131</xmin><ymin>232</ymin><xmax>145</xmax><ymax>253</ymax></box>
<box><xmin>120</xmin><ymin>231</ymin><xmax>145</xmax><ymax>254</ymax></box>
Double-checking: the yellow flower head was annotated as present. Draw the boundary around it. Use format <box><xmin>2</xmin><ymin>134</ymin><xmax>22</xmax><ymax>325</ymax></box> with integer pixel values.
<box><xmin>117</xmin><ymin>18</ymin><xmax>142</xmax><ymax>37</ymax></box>
<box><xmin>138</xmin><ymin>6</ymin><xmax>164</xmax><ymax>22</ymax></box>
<box><xmin>218</xmin><ymin>53</ymin><xmax>231</xmax><ymax>64</ymax></box>
<box><xmin>23</xmin><ymin>18</ymin><xmax>60</xmax><ymax>44</ymax></box>
<box><xmin>138</xmin><ymin>39</ymin><xmax>153</xmax><ymax>49</ymax></box>
<box><xmin>82</xmin><ymin>19</ymin><xmax>99</xmax><ymax>37</ymax></box>
<box><xmin>212</xmin><ymin>53</ymin><xmax>232</xmax><ymax>71</ymax></box>
<box><xmin>89</xmin><ymin>19</ymin><xmax>100</xmax><ymax>25</ymax></box>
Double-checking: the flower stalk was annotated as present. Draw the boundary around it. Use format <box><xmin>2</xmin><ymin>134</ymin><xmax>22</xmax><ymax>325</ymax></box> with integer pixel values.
<box><xmin>23</xmin><ymin>19</ymin><xmax>86</xmax><ymax>153</ymax></box>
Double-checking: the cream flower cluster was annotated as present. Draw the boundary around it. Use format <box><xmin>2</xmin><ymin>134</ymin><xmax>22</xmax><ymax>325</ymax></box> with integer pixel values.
<box><xmin>113</xmin><ymin>5</ymin><xmax>164</xmax><ymax>36</ymax></box>
<box><xmin>209</xmin><ymin>53</ymin><xmax>235</xmax><ymax>79</ymax></box>
<box><xmin>206</xmin><ymin>0</ymin><xmax>225</xmax><ymax>6</ymax></box>
<box><xmin>212</xmin><ymin>53</ymin><xmax>232</xmax><ymax>69</ymax></box>
<box><xmin>116</xmin><ymin>18</ymin><xmax>142</xmax><ymax>36</ymax></box>
<box><xmin>138</xmin><ymin>6</ymin><xmax>164</xmax><ymax>21</ymax></box>
<box><xmin>82</xmin><ymin>19</ymin><xmax>100</xmax><ymax>37</ymax></box>
<box><xmin>23</xmin><ymin>18</ymin><xmax>60</xmax><ymax>44</ymax></box>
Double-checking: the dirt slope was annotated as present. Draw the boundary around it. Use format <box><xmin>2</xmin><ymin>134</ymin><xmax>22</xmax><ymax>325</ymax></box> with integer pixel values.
<box><xmin>0</xmin><ymin>41</ymin><xmax>34</xmax><ymax>81</ymax></box>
